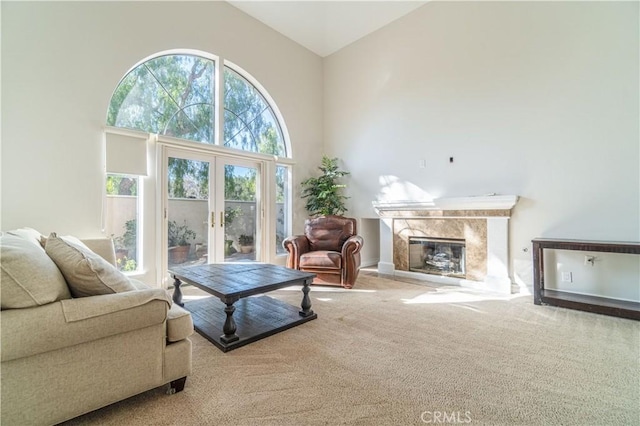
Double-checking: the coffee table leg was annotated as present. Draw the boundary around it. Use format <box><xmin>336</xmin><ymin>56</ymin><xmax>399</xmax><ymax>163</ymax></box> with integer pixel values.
<box><xmin>172</xmin><ymin>276</ymin><xmax>184</xmax><ymax>307</ymax></box>
<box><xmin>299</xmin><ymin>278</ymin><xmax>314</xmax><ymax>317</ymax></box>
<box><xmin>221</xmin><ymin>302</ymin><xmax>240</xmax><ymax>343</ymax></box>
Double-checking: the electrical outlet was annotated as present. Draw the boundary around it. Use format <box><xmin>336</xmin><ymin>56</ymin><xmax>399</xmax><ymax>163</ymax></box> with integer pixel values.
<box><xmin>561</xmin><ymin>272</ymin><xmax>573</xmax><ymax>283</ymax></box>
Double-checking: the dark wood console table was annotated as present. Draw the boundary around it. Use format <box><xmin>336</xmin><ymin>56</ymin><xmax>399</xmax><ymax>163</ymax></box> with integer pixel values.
<box><xmin>532</xmin><ymin>238</ymin><xmax>640</xmax><ymax>320</ymax></box>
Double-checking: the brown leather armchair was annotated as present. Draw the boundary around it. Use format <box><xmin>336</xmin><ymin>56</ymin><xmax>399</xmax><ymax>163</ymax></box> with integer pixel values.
<box><xmin>283</xmin><ymin>216</ymin><xmax>364</xmax><ymax>289</ymax></box>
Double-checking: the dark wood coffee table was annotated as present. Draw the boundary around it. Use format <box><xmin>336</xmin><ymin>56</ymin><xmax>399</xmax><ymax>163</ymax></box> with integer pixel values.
<box><xmin>169</xmin><ymin>263</ymin><xmax>317</xmax><ymax>352</ymax></box>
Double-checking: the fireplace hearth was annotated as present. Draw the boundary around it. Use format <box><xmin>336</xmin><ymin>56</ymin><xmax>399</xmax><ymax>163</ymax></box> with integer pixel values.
<box><xmin>409</xmin><ymin>237</ymin><xmax>466</xmax><ymax>278</ymax></box>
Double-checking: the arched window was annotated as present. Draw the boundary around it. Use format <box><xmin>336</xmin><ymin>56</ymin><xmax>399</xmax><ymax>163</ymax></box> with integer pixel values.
<box><xmin>107</xmin><ymin>54</ymin><xmax>287</xmax><ymax>157</ymax></box>
<box><xmin>223</xmin><ymin>66</ymin><xmax>285</xmax><ymax>156</ymax></box>
<box><xmin>105</xmin><ymin>52</ymin><xmax>292</xmax><ymax>273</ymax></box>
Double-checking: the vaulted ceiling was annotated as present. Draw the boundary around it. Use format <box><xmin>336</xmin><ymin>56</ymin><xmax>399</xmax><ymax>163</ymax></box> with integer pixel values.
<box><xmin>227</xmin><ymin>1</ymin><xmax>428</xmax><ymax>57</ymax></box>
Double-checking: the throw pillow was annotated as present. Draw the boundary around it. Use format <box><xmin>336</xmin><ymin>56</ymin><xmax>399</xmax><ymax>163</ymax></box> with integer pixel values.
<box><xmin>45</xmin><ymin>233</ymin><xmax>135</xmax><ymax>298</ymax></box>
<box><xmin>6</xmin><ymin>227</ymin><xmax>45</xmax><ymax>248</ymax></box>
<box><xmin>0</xmin><ymin>234</ymin><xmax>71</xmax><ymax>309</ymax></box>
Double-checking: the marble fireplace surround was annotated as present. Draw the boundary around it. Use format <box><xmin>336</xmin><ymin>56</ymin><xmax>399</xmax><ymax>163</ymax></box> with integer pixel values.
<box><xmin>374</xmin><ymin>195</ymin><xmax>519</xmax><ymax>294</ymax></box>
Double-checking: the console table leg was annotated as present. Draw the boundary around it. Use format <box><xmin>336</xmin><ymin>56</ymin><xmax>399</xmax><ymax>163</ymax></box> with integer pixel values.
<box><xmin>221</xmin><ymin>303</ymin><xmax>239</xmax><ymax>343</ymax></box>
<box><xmin>172</xmin><ymin>276</ymin><xmax>184</xmax><ymax>307</ymax></box>
<box><xmin>299</xmin><ymin>279</ymin><xmax>314</xmax><ymax>317</ymax></box>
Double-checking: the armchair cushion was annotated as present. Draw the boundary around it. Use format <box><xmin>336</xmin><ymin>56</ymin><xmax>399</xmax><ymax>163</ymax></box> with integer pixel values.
<box><xmin>0</xmin><ymin>234</ymin><xmax>71</xmax><ymax>310</ymax></box>
<box><xmin>300</xmin><ymin>250</ymin><xmax>342</xmax><ymax>269</ymax></box>
<box><xmin>45</xmin><ymin>233</ymin><xmax>135</xmax><ymax>297</ymax></box>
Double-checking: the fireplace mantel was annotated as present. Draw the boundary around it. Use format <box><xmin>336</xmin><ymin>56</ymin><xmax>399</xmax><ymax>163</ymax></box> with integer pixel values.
<box><xmin>374</xmin><ymin>195</ymin><xmax>519</xmax><ymax>294</ymax></box>
<box><xmin>373</xmin><ymin>194</ymin><xmax>518</xmax><ymax>214</ymax></box>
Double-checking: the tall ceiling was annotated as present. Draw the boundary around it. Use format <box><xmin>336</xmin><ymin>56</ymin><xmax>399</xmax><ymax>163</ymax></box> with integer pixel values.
<box><xmin>227</xmin><ymin>1</ymin><xmax>428</xmax><ymax>57</ymax></box>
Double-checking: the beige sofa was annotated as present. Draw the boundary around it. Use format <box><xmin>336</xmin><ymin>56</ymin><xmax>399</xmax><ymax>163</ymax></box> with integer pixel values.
<box><xmin>1</xmin><ymin>229</ymin><xmax>193</xmax><ymax>425</ymax></box>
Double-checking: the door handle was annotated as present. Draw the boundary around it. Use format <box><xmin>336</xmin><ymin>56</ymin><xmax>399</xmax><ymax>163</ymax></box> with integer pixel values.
<box><xmin>220</xmin><ymin>211</ymin><xmax>224</xmax><ymax>227</ymax></box>
<box><xmin>211</xmin><ymin>211</ymin><xmax>215</xmax><ymax>228</ymax></box>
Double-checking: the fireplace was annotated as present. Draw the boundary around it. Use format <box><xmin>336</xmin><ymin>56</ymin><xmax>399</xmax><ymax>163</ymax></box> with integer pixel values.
<box><xmin>409</xmin><ymin>237</ymin><xmax>466</xmax><ymax>278</ymax></box>
<box><xmin>373</xmin><ymin>195</ymin><xmax>519</xmax><ymax>294</ymax></box>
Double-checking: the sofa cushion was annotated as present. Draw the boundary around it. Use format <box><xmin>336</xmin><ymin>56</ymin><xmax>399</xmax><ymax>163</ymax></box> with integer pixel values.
<box><xmin>45</xmin><ymin>233</ymin><xmax>135</xmax><ymax>298</ymax></box>
<box><xmin>166</xmin><ymin>304</ymin><xmax>194</xmax><ymax>342</ymax></box>
<box><xmin>5</xmin><ymin>227</ymin><xmax>45</xmax><ymax>248</ymax></box>
<box><xmin>0</xmin><ymin>234</ymin><xmax>71</xmax><ymax>310</ymax></box>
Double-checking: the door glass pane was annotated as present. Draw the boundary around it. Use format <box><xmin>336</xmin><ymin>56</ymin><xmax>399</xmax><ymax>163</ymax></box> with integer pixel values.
<box><xmin>276</xmin><ymin>165</ymin><xmax>289</xmax><ymax>255</ymax></box>
<box><xmin>167</xmin><ymin>157</ymin><xmax>209</xmax><ymax>268</ymax></box>
<box><xmin>223</xmin><ymin>164</ymin><xmax>257</xmax><ymax>262</ymax></box>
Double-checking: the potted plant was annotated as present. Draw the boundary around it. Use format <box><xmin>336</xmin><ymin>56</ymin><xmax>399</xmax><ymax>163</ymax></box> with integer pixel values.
<box><xmin>300</xmin><ymin>155</ymin><xmax>349</xmax><ymax>217</ymax></box>
<box><xmin>238</xmin><ymin>234</ymin><xmax>254</xmax><ymax>254</ymax></box>
<box><xmin>112</xmin><ymin>219</ymin><xmax>138</xmax><ymax>271</ymax></box>
<box><xmin>122</xmin><ymin>218</ymin><xmax>137</xmax><ymax>258</ymax></box>
<box><xmin>168</xmin><ymin>220</ymin><xmax>196</xmax><ymax>264</ymax></box>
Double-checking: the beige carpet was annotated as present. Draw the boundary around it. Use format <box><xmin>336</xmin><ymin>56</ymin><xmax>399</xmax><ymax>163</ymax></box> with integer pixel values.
<box><xmin>62</xmin><ymin>272</ymin><xmax>640</xmax><ymax>425</ymax></box>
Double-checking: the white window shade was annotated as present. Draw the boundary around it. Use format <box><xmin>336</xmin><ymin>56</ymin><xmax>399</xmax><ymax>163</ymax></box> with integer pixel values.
<box><xmin>105</xmin><ymin>131</ymin><xmax>149</xmax><ymax>176</ymax></box>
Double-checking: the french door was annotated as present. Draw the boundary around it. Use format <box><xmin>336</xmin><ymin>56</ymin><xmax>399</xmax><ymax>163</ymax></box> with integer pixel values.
<box><xmin>162</xmin><ymin>147</ymin><xmax>261</xmax><ymax>283</ymax></box>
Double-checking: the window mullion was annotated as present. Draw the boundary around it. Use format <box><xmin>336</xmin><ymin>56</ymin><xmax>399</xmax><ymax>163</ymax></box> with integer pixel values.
<box><xmin>215</xmin><ymin>57</ymin><xmax>225</xmax><ymax>146</ymax></box>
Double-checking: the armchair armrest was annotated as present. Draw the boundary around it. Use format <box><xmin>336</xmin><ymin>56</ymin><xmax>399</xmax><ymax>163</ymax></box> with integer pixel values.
<box><xmin>283</xmin><ymin>235</ymin><xmax>310</xmax><ymax>269</ymax></box>
<box><xmin>1</xmin><ymin>289</ymin><xmax>170</xmax><ymax>362</ymax></box>
<box><xmin>342</xmin><ymin>235</ymin><xmax>364</xmax><ymax>257</ymax></box>
<box><xmin>341</xmin><ymin>235</ymin><xmax>364</xmax><ymax>286</ymax></box>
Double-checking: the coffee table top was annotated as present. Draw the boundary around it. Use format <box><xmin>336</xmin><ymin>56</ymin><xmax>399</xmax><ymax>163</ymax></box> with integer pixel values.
<box><xmin>169</xmin><ymin>263</ymin><xmax>315</xmax><ymax>300</ymax></box>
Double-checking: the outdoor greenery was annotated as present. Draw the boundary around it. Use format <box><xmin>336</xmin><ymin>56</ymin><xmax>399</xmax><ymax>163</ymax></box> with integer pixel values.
<box><xmin>107</xmin><ymin>54</ymin><xmax>291</xmax><ymax>257</ymax></box>
<box><xmin>122</xmin><ymin>219</ymin><xmax>137</xmax><ymax>251</ymax></box>
<box><xmin>301</xmin><ymin>156</ymin><xmax>350</xmax><ymax>217</ymax></box>
<box><xmin>238</xmin><ymin>234</ymin><xmax>254</xmax><ymax>246</ymax></box>
<box><xmin>224</xmin><ymin>206</ymin><xmax>243</xmax><ymax>225</ymax></box>
<box><xmin>168</xmin><ymin>158</ymin><xmax>209</xmax><ymax>199</ymax></box>
<box><xmin>106</xmin><ymin>176</ymin><xmax>137</xmax><ymax>196</ymax></box>
<box><xmin>117</xmin><ymin>257</ymin><xmax>137</xmax><ymax>272</ymax></box>
<box><xmin>167</xmin><ymin>220</ymin><xmax>196</xmax><ymax>247</ymax></box>
<box><xmin>108</xmin><ymin>54</ymin><xmax>286</xmax><ymax>202</ymax></box>
<box><xmin>112</xmin><ymin>219</ymin><xmax>138</xmax><ymax>272</ymax></box>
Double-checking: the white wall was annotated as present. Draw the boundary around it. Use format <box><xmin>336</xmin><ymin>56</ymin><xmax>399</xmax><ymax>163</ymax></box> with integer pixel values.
<box><xmin>1</xmin><ymin>2</ymin><xmax>323</xmax><ymax>281</ymax></box>
<box><xmin>324</xmin><ymin>2</ymin><xmax>639</xmax><ymax>292</ymax></box>
<box><xmin>358</xmin><ymin>218</ymin><xmax>380</xmax><ymax>267</ymax></box>
<box><xmin>545</xmin><ymin>250</ymin><xmax>639</xmax><ymax>302</ymax></box>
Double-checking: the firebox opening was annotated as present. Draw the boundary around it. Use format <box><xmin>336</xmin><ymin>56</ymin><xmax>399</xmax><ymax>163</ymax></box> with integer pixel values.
<box><xmin>408</xmin><ymin>237</ymin><xmax>466</xmax><ymax>278</ymax></box>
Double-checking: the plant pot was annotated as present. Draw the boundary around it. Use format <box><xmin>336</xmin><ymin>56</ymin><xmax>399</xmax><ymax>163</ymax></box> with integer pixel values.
<box><xmin>224</xmin><ymin>240</ymin><xmax>236</xmax><ymax>256</ymax></box>
<box><xmin>168</xmin><ymin>245</ymin><xmax>190</xmax><ymax>264</ymax></box>
<box><xmin>240</xmin><ymin>245</ymin><xmax>253</xmax><ymax>254</ymax></box>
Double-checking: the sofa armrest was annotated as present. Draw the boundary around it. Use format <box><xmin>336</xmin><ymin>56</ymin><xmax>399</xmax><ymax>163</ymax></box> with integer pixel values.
<box><xmin>60</xmin><ymin>287</ymin><xmax>170</xmax><ymax>322</ymax></box>
<box><xmin>167</xmin><ymin>304</ymin><xmax>194</xmax><ymax>342</ymax></box>
<box><xmin>81</xmin><ymin>238</ymin><xmax>117</xmax><ymax>266</ymax></box>
<box><xmin>1</xmin><ymin>289</ymin><xmax>170</xmax><ymax>362</ymax></box>
<box><xmin>283</xmin><ymin>235</ymin><xmax>310</xmax><ymax>269</ymax></box>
